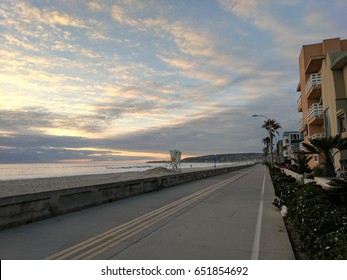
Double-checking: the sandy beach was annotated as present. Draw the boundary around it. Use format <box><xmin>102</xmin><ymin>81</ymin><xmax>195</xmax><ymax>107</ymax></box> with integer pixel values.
<box><xmin>0</xmin><ymin>167</ymin><xmax>210</xmax><ymax>198</ymax></box>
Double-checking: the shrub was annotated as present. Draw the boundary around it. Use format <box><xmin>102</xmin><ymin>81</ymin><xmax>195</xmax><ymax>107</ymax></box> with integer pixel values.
<box><xmin>270</xmin><ymin>167</ymin><xmax>299</xmax><ymax>208</ymax></box>
<box><xmin>312</xmin><ymin>165</ymin><xmax>326</xmax><ymax>177</ymax></box>
<box><xmin>269</xmin><ymin>168</ymin><xmax>347</xmax><ymax>259</ymax></box>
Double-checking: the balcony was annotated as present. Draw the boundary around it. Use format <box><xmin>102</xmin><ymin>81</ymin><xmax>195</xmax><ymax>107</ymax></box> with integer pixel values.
<box><xmin>305</xmin><ymin>73</ymin><xmax>322</xmax><ymax>99</ymax></box>
<box><xmin>297</xmin><ymin>96</ymin><xmax>302</xmax><ymax>112</ymax></box>
<box><xmin>307</xmin><ymin>103</ymin><xmax>323</xmax><ymax>125</ymax></box>
<box><xmin>309</xmin><ymin>133</ymin><xmax>325</xmax><ymax>140</ymax></box>
<box><xmin>298</xmin><ymin>118</ymin><xmax>303</xmax><ymax>132</ymax></box>
<box><xmin>304</xmin><ymin>55</ymin><xmax>325</xmax><ymax>74</ymax></box>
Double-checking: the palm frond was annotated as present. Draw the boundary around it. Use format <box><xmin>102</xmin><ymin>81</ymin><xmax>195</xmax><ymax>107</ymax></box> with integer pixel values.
<box><xmin>302</xmin><ymin>141</ymin><xmax>319</xmax><ymax>155</ymax></box>
<box><xmin>261</xmin><ymin>118</ymin><xmax>281</xmax><ymax>136</ymax></box>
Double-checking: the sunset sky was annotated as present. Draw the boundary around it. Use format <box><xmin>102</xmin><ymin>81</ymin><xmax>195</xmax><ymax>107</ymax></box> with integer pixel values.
<box><xmin>0</xmin><ymin>0</ymin><xmax>346</xmax><ymax>163</ymax></box>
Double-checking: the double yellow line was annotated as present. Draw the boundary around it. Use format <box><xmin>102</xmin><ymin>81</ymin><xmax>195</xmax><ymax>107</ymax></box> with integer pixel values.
<box><xmin>46</xmin><ymin>171</ymin><xmax>247</xmax><ymax>260</ymax></box>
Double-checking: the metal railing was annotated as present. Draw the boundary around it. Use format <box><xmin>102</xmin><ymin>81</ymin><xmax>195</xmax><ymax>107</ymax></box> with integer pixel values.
<box><xmin>305</xmin><ymin>73</ymin><xmax>322</xmax><ymax>96</ymax></box>
<box><xmin>309</xmin><ymin>133</ymin><xmax>325</xmax><ymax>140</ymax></box>
<box><xmin>307</xmin><ymin>103</ymin><xmax>323</xmax><ymax>122</ymax></box>
<box><xmin>298</xmin><ymin>118</ymin><xmax>303</xmax><ymax>131</ymax></box>
<box><xmin>297</xmin><ymin>96</ymin><xmax>302</xmax><ymax>111</ymax></box>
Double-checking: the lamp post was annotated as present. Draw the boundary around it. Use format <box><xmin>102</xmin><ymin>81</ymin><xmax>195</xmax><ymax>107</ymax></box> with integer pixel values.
<box><xmin>252</xmin><ymin>114</ymin><xmax>274</xmax><ymax>167</ymax></box>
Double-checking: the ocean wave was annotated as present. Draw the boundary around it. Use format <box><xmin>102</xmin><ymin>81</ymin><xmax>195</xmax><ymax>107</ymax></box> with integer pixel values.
<box><xmin>105</xmin><ymin>165</ymin><xmax>156</xmax><ymax>170</ymax></box>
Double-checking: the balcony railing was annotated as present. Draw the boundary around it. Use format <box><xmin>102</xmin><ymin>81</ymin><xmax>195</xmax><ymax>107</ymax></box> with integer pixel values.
<box><xmin>309</xmin><ymin>133</ymin><xmax>325</xmax><ymax>140</ymax></box>
<box><xmin>307</xmin><ymin>103</ymin><xmax>323</xmax><ymax>122</ymax></box>
<box><xmin>305</xmin><ymin>73</ymin><xmax>322</xmax><ymax>96</ymax></box>
<box><xmin>297</xmin><ymin>96</ymin><xmax>302</xmax><ymax>112</ymax></box>
<box><xmin>298</xmin><ymin>118</ymin><xmax>303</xmax><ymax>131</ymax></box>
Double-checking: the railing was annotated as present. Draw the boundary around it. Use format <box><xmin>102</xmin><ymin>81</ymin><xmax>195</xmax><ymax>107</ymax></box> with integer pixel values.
<box><xmin>309</xmin><ymin>133</ymin><xmax>325</xmax><ymax>140</ymax></box>
<box><xmin>307</xmin><ymin>103</ymin><xmax>323</xmax><ymax>122</ymax></box>
<box><xmin>297</xmin><ymin>96</ymin><xmax>302</xmax><ymax>111</ymax></box>
<box><xmin>305</xmin><ymin>73</ymin><xmax>322</xmax><ymax>96</ymax></box>
<box><xmin>299</xmin><ymin>141</ymin><xmax>305</xmax><ymax>151</ymax></box>
<box><xmin>298</xmin><ymin>118</ymin><xmax>303</xmax><ymax>131</ymax></box>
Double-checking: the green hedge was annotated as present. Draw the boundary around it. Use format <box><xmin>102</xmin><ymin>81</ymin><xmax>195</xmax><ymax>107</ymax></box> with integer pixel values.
<box><xmin>270</xmin><ymin>167</ymin><xmax>347</xmax><ymax>259</ymax></box>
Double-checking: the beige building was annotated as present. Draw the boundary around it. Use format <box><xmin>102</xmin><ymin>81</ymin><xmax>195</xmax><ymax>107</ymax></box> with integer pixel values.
<box><xmin>297</xmin><ymin>37</ymin><xmax>347</xmax><ymax>170</ymax></box>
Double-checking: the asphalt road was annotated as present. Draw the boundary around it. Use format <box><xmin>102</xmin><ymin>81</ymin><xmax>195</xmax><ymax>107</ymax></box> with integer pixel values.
<box><xmin>0</xmin><ymin>164</ymin><xmax>294</xmax><ymax>260</ymax></box>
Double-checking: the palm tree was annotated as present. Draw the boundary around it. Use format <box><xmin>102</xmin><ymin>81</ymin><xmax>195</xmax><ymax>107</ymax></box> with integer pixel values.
<box><xmin>292</xmin><ymin>153</ymin><xmax>312</xmax><ymax>174</ymax></box>
<box><xmin>262</xmin><ymin>137</ymin><xmax>270</xmax><ymax>149</ymax></box>
<box><xmin>262</xmin><ymin>119</ymin><xmax>282</xmax><ymax>166</ymax></box>
<box><xmin>302</xmin><ymin>134</ymin><xmax>347</xmax><ymax>177</ymax></box>
<box><xmin>262</xmin><ymin>137</ymin><xmax>270</xmax><ymax>161</ymax></box>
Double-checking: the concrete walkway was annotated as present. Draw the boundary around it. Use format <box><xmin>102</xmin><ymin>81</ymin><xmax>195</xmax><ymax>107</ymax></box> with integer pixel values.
<box><xmin>0</xmin><ymin>164</ymin><xmax>294</xmax><ymax>260</ymax></box>
<box><xmin>258</xmin><ymin>165</ymin><xmax>295</xmax><ymax>259</ymax></box>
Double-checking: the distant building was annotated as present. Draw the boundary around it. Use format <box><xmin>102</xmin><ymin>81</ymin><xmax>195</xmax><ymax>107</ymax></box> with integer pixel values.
<box><xmin>296</xmin><ymin>37</ymin><xmax>347</xmax><ymax>170</ymax></box>
<box><xmin>276</xmin><ymin>140</ymin><xmax>284</xmax><ymax>164</ymax></box>
<box><xmin>276</xmin><ymin>131</ymin><xmax>303</xmax><ymax>165</ymax></box>
<box><xmin>282</xmin><ymin>131</ymin><xmax>304</xmax><ymax>164</ymax></box>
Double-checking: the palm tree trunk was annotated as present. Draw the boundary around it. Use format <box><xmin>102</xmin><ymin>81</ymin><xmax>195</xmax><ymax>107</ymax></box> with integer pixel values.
<box><xmin>269</xmin><ymin>131</ymin><xmax>273</xmax><ymax>167</ymax></box>
<box><xmin>325</xmin><ymin>158</ymin><xmax>336</xmax><ymax>177</ymax></box>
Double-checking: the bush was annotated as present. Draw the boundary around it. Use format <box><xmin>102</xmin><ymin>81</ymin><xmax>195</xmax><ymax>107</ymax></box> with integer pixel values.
<box><xmin>313</xmin><ymin>165</ymin><xmax>326</xmax><ymax>177</ymax></box>
<box><xmin>269</xmin><ymin>168</ymin><xmax>347</xmax><ymax>259</ymax></box>
<box><xmin>270</xmin><ymin>167</ymin><xmax>299</xmax><ymax>208</ymax></box>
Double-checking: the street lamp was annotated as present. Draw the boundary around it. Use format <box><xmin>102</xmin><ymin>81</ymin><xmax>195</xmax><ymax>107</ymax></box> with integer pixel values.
<box><xmin>252</xmin><ymin>114</ymin><xmax>274</xmax><ymax>167</ymax></box>
<box><xmin>252</xmin><ymin>114</ymin><xmax>268</xmax><ymax>119</ymax></box>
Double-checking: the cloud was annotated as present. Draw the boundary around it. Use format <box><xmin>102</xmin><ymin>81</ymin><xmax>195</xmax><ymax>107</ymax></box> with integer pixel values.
<box><xmin>13</xmin><ymin>1</ymin><xmax>85</xmax><ymax>28</ymax></box>
<box><xmin>109</xmin><ymin>2</ymin><xmax>240</xmax><ymax>88</ymax></box>
<box><xmin>111</xmin><ymin>5</ymin><xmax>139</xmax><ymax>26</ymax></box>
<box><xmin>93</xmin><ymin>99</ymin><xmax>160</xmax><ymax>119</ymax></box>
<box><xmin>87</xmin><ymin>1</ymin><xmax>103</xmax><ymax>11</ymax></box>
<box><xmin>0</xmin><ymin>87</ymin><xmax>298</xmax><ymax>163</ymax></box>
<box><xmin>160</xmin><ymin>57</ymin><xmax>194</xmax><ymax>70</ymax></box>
<box><xmin>0</xmin><ymin>105</ymin><xmax>264</xmax><ymax>162</ymax></box>
<box><xmin>218</xmin><ymin>0</ymin><xmax>343</xmax><ymax>58</ymax></box>
<box><xmin>0</xmin><ymin>108</ymin><xmax>108</xmax><ymax>135</ymax></box>
<box><xmin>0</xmin><ymin>0</ymin><xmax>344</xmax><ymax>164</ymax></box>
<box><xmin>218</xmin><ymin>0</ymin><xmax>257</xmax><ymax>18</ymax></box>
<box><xmin>1</xmin><ymin>34</ymin><xmax>40</xmax><ymax>51</ymax></box>
<box><xmin>43</xmin><ymin>10</ymin><xmax>85</xmax><ymax>27</ymax></box>
<box><xmin>218</xmin><ymin>0</ymin><xmax>297</xmax><ymax>46</ymax></box>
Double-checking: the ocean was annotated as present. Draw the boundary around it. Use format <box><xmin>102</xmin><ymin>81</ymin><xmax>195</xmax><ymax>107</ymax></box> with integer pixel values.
<box><xmin>0</xmin><ymin>161</ymin><xmax>249</xmax><ymax>181</ymax></box>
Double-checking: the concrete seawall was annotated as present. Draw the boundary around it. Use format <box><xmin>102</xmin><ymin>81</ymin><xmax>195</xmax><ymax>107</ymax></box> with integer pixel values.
<box><xmin>0</xmin><ymin>164</ymin><xmax>254</xmax><ymax>230</ymax></box>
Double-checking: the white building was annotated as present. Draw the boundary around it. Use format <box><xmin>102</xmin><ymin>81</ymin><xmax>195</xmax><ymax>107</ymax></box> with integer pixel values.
<box><xmin>281</xmin><ymin>131</ymin><xmax>304</xmax><ymax>164</ymax></box>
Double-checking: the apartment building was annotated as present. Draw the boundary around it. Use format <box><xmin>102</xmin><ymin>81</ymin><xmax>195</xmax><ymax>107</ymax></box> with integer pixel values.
<box><xmin>276</xmin><ymin>131</ymin><xmax>303</xmax><ymax>165</ymax></box>
<box><xmin>297</xmin><ymin>37</ymin><xmax>347</xmax><ymax>170</ymax></box>
<box><xmin>283</xmin><ymin>131</ymin><xmax>304</xmax><ymax>164</ymax></box>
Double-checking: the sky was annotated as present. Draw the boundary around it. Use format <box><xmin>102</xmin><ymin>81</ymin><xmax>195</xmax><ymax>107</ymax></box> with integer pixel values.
<box><xmin>0</xmin><ymin>0</ymin><xmax>346</xmax><ymax>163</ymax></box>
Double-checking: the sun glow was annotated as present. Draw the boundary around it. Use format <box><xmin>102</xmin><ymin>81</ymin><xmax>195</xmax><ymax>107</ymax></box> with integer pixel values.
<box><xmin>62</xmin><ymin>147</ymin><xmax>169</xmax><ymax>161</ymax></box>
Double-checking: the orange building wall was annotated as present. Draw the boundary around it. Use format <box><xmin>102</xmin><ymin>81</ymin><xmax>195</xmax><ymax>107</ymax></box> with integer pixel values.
<box><xmin>297</xmin><ymin>38</ymin><xmax>347</xmax><ymax>170</ymax></box>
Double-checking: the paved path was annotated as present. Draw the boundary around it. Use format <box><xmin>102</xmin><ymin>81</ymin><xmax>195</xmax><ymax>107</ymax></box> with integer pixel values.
<box><xmin>0</xmin><ymin>164</ymin><xmax>294</xmax><ymax>260</ymax></box>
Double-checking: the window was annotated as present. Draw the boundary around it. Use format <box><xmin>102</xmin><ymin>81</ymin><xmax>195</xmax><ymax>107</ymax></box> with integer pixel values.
<box><xmin>290</xmin><ymin>133</ymin><xmax>299</xmax><ymax>141</ymax></box>
<box><xmin>337</xmin><ymin>113</ymin><xmax>346</xmax><ymax>133</ymax></box>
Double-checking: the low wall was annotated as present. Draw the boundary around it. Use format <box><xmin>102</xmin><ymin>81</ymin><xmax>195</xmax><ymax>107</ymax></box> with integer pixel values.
<box><xmin>281</xmin><ymin>169</ymin><xmax>305</xmax><ymax>185</ymax></box>
<box><xmin>281</xmin><ymin>168</ymin><xmax>315</xmax><ymax>185</ymax></box>
<box><xmin>281</xmin><ymin>168</ymin><xmax>333</xmax><ymax>188</ymax></box>
<box><xmin>0</xmin><ymin>164</ymin><xmax>253</xmax><ymax>230</ymax></box>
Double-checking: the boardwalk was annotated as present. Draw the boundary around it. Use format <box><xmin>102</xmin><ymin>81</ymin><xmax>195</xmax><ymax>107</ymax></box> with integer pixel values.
<box><xmin>0</xmin><ymin>164</ymin><xmax>294</xmax><ymax>260</ymax></box>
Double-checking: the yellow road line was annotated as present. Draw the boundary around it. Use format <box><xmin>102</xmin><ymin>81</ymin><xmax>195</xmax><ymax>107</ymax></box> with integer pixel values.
<box><xmin>74</xmin><ymin>190</ymin><xmax>218</xmax><ymax>260</ymax></box>
<box><xmin>46</xmin><ymin>171</ymin><xmax>248</xmax><ymax>260</ymax></box>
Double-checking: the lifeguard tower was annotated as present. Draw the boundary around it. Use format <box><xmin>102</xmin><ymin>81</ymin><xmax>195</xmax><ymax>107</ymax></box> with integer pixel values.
<box><xmin>169</xmin><ymin>149</ymin><xmax>182</xmax><ymax>172</ymax></box>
